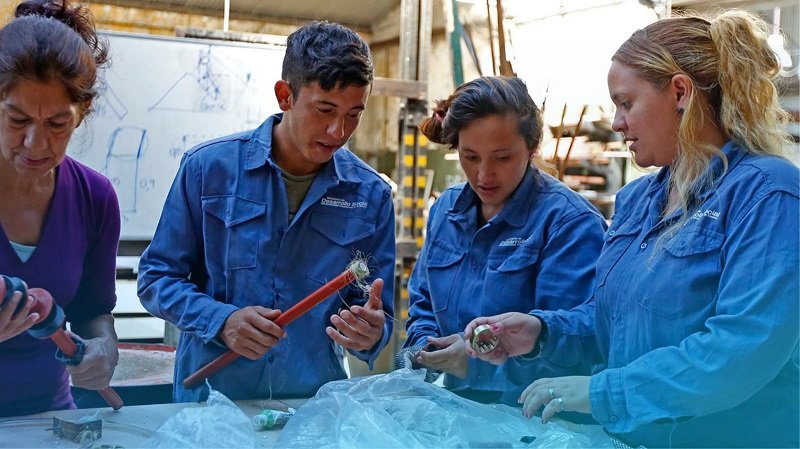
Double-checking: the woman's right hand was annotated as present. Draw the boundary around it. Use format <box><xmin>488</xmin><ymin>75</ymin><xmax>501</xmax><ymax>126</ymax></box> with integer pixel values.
<box><xmin>0</xmin><ymin>290</ymin><xmax>39</xmax><ymax>343</ymax></box>
<box><xmin>464</xmin><ymin>312</ymin><xmax>542</xmax><ymax>365</ymax></box>
<box><xmin>415</xmin><ymin>333</ymin><xmax>468</xmax><ymax>378</ymax></box>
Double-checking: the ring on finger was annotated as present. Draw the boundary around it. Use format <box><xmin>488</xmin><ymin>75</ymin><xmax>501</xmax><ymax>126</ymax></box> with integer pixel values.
<box><xmin>557</xmin><ymin>397</ymin><xmax>565</xmax><ymax>412</ymax></box>
<box><xmin>548</xmin><ymin>387</ymin><xmax>555</xmax><ymax>401</ymax></box>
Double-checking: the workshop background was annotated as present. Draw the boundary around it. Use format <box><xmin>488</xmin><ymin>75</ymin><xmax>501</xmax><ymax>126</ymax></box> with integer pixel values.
<box><xmin>0</xmin><ymin>0</ymin><xmax>796</xmax><ymax>400</ymax></box>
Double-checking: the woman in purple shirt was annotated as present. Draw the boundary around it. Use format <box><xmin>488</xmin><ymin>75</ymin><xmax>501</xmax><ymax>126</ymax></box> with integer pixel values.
<box><xmin>0</xmin><ymin>0</ymin><xmax>121</xmax><ymax>416</ymax></box>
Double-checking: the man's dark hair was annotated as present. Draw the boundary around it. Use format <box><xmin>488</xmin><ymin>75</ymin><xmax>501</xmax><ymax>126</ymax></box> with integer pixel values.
<box><xmin>282</xmin><ymin>21</ymin><xmax>373</xmax><ymax>97</ymax></box>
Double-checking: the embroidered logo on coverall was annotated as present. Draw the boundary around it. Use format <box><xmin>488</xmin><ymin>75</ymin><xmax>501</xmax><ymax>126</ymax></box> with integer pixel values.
<box><xmin>498</xmin><ymin>237</ymin><xmax>528</xmax><ymax>247</ymax></box>
<box><xmin>321</xmin><ymin>196</ymin><xmax>368</xmax><ymax>209</ymax></box>
<box><xmin>691</xmin><ymin>209</ymin><xmax>721</xmax><ymax>220</ymax></box>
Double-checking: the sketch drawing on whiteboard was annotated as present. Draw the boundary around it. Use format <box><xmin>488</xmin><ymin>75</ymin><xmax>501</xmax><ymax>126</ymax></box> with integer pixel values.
<box><xmin>169</xmin><ymin>133</ymin><xmax>221</xmax><ymax>160</ymax></box>
<box><xmin>148</xmin><ymin>45</ymin><xmax>268</xmax><ymax>120</ymax></box>
<box><xmin>95</xmin><ymin>78</ymin><xmax>128</xmax><ymax>120</ymax></box>
<box><xmin>104</xmin><ymin>127</ymin><xmax>147</xmax><ymax>214</ymax></box>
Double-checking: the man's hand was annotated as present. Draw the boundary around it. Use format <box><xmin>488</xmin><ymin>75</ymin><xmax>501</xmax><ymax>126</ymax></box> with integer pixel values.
<box><xmin>464</xmin><ymin>312</ymin><xmax>541</xmax><ymax>365</ymax></box>
<box><xmin>327</xmin><ymin>278</ymin><xmax>385</xmax><ymax>352</ymax></box>
<box><xmin>220</xmin><ymin>306</ymin><xmax>285</xmax><ymax>360</ymax></box>
<box><xmin>415</xmin><ymin>334</ymin><xmax>468</xmax><ymax>378</ymax></box>
<box><xmin>67</xmin><ymin>332</ymin><xmax>119</xmax><ymax>390</ymax></box>
<box><xmin>0</xmin><ymin>289</ymin><xmax>38</xmax><ymax>343</ymax></box>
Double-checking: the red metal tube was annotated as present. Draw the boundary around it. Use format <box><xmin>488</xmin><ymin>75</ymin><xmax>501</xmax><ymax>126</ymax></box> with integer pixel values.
<box><xmin>2</xmin><ymin>278</ymin><xmax>124</xmax><ymax>410</ymax></box>
<box><xmin>96</xmin><ymin>386</ymin><xmax>125</xmax><ymax>411</ymax></box>
<box><xmin>51</xmin><ymin>327</ymin><xmax>124</xmax><ymax>411</ymax></box>
<box><xmin>51</xmin><ymin>329</ymin><xmax>78</xmax><ymax>355</ymax></box>
<box><xmin>274</xmin><ymin>270</ymin><xmax>356</xmax><ymax>327</ymax></box>
<box><xmin>184</xmin><ymin>265</ymin><xmax>364</xmax><ymax>388</ymax></box>
<box><xmin>182</xmin><ymin>350</ymin><xmax>240</xmax><ymax>388</ymax></box>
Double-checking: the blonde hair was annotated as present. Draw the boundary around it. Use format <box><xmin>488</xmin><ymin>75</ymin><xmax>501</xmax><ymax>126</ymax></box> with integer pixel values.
<box><xmin>613</xmin><ymin>9</ymin><xmax>792</xmax><ymax>237</ymax></box>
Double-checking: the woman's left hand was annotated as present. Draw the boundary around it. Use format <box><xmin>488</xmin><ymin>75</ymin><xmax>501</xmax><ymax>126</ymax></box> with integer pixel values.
<box><xmin>519</xmin><ymin>376</ymin><xmax>592</xmax><ymax>423</ymax></box>
<box><xmin>415</xmin><ymin>334</ymin><xmax>468</xmax><ymax>378</ymax></box>
<box><xmin>66</xmin><ymin>332</ymin><xmax>119</xmax><ymax>390</ymax></box>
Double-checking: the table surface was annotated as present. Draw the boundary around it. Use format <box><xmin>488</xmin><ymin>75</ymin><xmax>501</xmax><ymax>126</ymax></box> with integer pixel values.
<box><xmin>0</xmin><ymin>398</ymin><xmax>307</xmax><ymax>448</ymax></box>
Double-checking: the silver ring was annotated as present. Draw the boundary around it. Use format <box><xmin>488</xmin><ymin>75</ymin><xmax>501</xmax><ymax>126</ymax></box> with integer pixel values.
<box><xmin>548</xmin><ymin>387</ymin><xmax>555</xmax><ymax>400</ymax></box>
<box><xmin>557</xmin><ymin>397</ymin><xmax>565</xmax><ymax>412</ymax></box>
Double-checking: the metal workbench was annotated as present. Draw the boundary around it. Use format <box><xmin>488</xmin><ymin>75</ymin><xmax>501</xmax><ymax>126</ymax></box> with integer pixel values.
<box><xmin>0</xmin><ymin>398</ymin><xmax>307</xmax><ymax>448</ymax></box>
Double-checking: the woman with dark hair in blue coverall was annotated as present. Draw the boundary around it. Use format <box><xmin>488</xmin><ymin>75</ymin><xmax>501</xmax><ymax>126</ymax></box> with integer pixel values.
<box><xmin>466</xmin><ymin>10</ymin><xmax>799</xmax><ymax>448</ymax></box>
<box><xmin>398</xmin><ymin>76</ymin><xmax>607</xmax><ymax>405</ymax></box>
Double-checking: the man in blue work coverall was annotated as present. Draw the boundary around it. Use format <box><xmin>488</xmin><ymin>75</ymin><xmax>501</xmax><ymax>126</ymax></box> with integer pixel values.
<box><xmin>138</xmin><ymin>21</ymin><xmax>396</xmax><ymax>402</ymax></box>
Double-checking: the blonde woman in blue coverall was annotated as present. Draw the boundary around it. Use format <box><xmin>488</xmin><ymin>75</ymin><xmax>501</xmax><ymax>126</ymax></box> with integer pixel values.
<box><xmin>466</xmin><ymin>10</ymin><xmax>799</xmax><ymax>448</ymax></box>
<box><xmin>399</xmin><ymin>76</ymin><xmax>607</xmax><ymax>405</ymax></box>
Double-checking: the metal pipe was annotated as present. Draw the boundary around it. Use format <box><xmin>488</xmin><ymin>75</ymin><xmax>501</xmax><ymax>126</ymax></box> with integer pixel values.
<box><xmin>183</xmin><ymin>261</ymin><xmax>370</xmax><ymax>388</ymax></box>
<box><xmin>486</xmin><ymin>0</ymin><xmax>497</xmax><ymax>76</ymax></box>
<box><xmin>0</xmin><ymin>277</ymin><xmax>124</xmax><ymax>411</ymax></box>
<box><xmin>50</xmin><ymin>328</ymin><xmax>124</xmax><ymax>411</ymax></box>
<box><xmin>223</xmin><ymin>0</ymin><xmax>230</xmax><ymax>32</ymax></box>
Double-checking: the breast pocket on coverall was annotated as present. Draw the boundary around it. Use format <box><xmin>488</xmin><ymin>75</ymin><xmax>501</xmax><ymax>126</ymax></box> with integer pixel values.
<box><xmin>425</xmin><ymin>241</ymin><xmax>466</xmax><ymax>314</ymax></box>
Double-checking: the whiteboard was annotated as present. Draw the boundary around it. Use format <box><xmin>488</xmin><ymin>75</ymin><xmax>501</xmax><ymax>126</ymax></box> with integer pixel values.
<box><xmin>67</xmin><ymin>32</ymin><xmax>285</xmax><ymax>240</ymax></box>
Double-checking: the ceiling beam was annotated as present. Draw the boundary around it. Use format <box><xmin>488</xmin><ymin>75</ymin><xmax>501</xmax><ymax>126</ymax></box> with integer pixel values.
<box><xmin>87</xmin><ymin>0</ymin><xmax>373</xmax><ymax>30</ymax></box>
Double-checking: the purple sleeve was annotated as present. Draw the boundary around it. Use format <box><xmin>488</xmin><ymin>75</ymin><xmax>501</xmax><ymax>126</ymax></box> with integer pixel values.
<box><xmin>64</xmin><ymin>178</ymin><xmax>121</xmax><ymax>322</ymax></box>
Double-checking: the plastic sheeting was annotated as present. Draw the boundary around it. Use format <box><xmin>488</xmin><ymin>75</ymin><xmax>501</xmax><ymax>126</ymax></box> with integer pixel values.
<box><xmin>275</xmin><ymin>369</ymin><xmax>614</xmax><ymax>448</ymax></box>
<box><xmin>142</xmin><ymin>388</ymin><xmax>260</xmax><ymax>448</ymax></box>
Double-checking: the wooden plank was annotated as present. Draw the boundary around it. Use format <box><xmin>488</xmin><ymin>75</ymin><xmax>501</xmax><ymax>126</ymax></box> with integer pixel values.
<box><xmin>372</xmin><ymin>77</ymin><xmax>427</xmax><ymax>100</ymax></box>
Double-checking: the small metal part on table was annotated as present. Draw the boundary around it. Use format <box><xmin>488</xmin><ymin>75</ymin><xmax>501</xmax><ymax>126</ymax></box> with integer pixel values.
<box><xmin>252</xmin><ymin>408</ymin><xmax>295</xmax><ymax>430</ymax></box>
<box><xmin>52</xmin><ymin>416</ymin><xmax>102</xmax><ymax>444</ymax></box>
<box><xmin>470</xmin><ymin>324</ymin><xmax>499</xmax><ymax>354</ymax></box>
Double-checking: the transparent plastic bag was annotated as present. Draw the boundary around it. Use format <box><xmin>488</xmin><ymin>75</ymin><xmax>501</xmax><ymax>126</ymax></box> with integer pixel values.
<box><xmin>142</xmin><ymin>388</ymin><xmax>259</xmax><ymax>448</ymax></box>
<box><xmin>275</xmin><ymin>369</ymin><xmax>614</xmax><ymax>448</ymax></box>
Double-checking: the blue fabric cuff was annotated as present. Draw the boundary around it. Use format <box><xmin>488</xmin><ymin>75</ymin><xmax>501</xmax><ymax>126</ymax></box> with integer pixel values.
<box><xmin>350</xmin><ymin>322</ymin><xmax>392</xmax><ymax>369</ymax></box>
<box><xmin>204</xmin><ymin>303</ymin><xmax>239</xmax><ymax>346</ymax></box>
<box><xmin>590</xmin><ymin>368</ymin><xmax>630</xmax><ymax>433</ymax></box>
<box><xmin>533</xmin><ymin>311</ymin><xmax>556</xmax><ymax>360</ymax></box>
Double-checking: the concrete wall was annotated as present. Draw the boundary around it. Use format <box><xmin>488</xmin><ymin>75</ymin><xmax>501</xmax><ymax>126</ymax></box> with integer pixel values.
<box><xmin>0</xmin><ymin>0</ymin><xmax>14</xmax><ymax>21</ymax></box>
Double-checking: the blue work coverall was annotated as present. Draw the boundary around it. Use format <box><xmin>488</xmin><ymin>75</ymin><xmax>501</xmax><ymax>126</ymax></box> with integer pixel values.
<box><xmin>533</xmin><ymin>141</ymin><xmax>799</xmax><ymax>447</ymax></box>
<box><xmin>138</xmin><ymin>114</ymin><xmax>396</xmax><ymax>402</ymax></box>
<box><xmin>405</xmin><ymin>167</ymin><xmax>607</xmax><ymax>403</ymax></box>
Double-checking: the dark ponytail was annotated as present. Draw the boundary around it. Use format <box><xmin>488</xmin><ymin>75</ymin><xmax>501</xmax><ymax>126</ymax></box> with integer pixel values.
<box><xmin>419</xmin><ymin>99</ymin><xmax>452</xmax><ymax>145</ymax></box>
<box><xmin>419</xmin><ymin>76</ymin><xmax>543</xmax><ymax>151</ymax></box>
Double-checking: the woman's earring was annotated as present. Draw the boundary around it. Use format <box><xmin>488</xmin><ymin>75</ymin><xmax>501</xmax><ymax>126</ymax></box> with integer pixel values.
<box><xmin>677</xmin><ymin>107</ymin><xmax>684</xmax><ymax>115</ymax></box>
